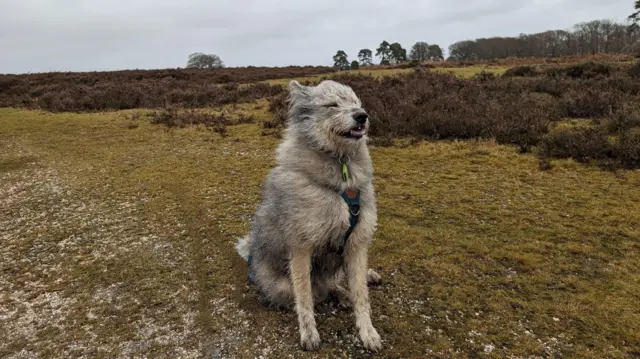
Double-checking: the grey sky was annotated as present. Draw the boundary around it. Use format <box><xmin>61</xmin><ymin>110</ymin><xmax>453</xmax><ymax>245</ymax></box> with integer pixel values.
<box><xmin>0</xmin><ymin>0</ymin><xmax>634</xmax><ymax>74</ymax></box>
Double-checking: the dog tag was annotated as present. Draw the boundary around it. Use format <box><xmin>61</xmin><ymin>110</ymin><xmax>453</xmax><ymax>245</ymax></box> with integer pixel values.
<box><xmin>339</xmin><ymin>155</ymin><xmax>350</xmax><ymax>182</ymax></box>
<box><xmin>341</xmin><ymin>163</ymin><xmax>349</xmax><ymax>182</ymax></box>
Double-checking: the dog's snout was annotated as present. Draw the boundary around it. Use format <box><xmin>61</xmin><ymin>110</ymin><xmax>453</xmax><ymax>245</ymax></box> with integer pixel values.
<box><xmin>353</xmin><ymin>112</ymin><xmax>368</xmax><ymax>124</ymax></box>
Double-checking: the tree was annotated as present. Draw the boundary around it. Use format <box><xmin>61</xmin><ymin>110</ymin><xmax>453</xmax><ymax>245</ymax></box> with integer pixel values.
<box><xmin>333</xmin><ymin>50</ymin><xmax>350</xmax><ymax>70</ymax></box>
<box><xmin>357</xmin><ymin>49</ymin><xmax>373</xmax><ymax>66</ymax></box>
<box><xmin>629</xmin><ymin>1</ymin><xmax>640</xmax><ymax>32</ymax></box>
<box><xmin>447</xmin><ymin>40</ymin><xmax>477</xmax><ymax>61</ymax></box>
<box><xmin>186</xmin><ymin>53</ymin><xmax>224</xmax><ymax>69</ymax></box>
<box><xmin>444</xmin><ymin>19</ymin><xmax>640</xmax><ymax>61</ymax></box>
<box><xmin>350</xmin><ymin>60</ymin><xmax>360</xmax><ymax>70</ymax></box>
<box><xmin>427</xmin><ymin>44</ymin><xmax>444</xmax><ymax>61</ymax></box>
<box><xmin>389</xmin><ymin>42</ymin><xmax>407</xmax><ymax>63</ymax></box>
<box><xmin>409</xmin><ymin>42</ymin><xmax>430</xmax><ymax>62</ymax></box>
<box><xmin>376</xmin><ymin>41</ymin><xmax>392</xmax><ymax>64</ymax></box>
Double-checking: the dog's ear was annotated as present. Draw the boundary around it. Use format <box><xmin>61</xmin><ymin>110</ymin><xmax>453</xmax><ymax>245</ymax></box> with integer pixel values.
<box><xmin>288</xmin><ymin>80</ymin><xmax>309</xmax><ymax>97</ymax></box>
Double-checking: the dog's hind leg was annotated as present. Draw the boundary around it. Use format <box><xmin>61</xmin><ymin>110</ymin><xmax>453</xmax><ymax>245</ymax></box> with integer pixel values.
<box><xmin>290</xmin><ymin>247</ymin><xmax>321</xmax><ymax>351</ymax></box>
<box><xmin>345</xmin><ymin>245</ymin><xmax>382</xmax><ymax>352</ymax></box>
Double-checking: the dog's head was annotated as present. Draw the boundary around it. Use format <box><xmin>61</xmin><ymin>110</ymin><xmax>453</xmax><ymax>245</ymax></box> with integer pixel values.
<box><xmin>286</xmin><ymin>79</ymin><xmax>369</xmax><ymax>154</ymax></box>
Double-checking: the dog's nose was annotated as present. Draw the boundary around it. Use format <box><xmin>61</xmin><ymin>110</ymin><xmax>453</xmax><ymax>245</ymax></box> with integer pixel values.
<box><xmin>353</xmin><ymin>112</ymin><xmax>368</xmax><ymax>124</ymax></box>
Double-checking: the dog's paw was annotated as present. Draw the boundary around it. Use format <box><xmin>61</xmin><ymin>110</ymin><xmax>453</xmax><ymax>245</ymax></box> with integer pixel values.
<box><xmin>359</xmin><ymin>325</ymin><xmax>382</xmax><ymax>352</ymax></box>
<box><xmin>367</xmin><ymin>269</ymin><xmax>382</xmax><ymax>286</ymax></box>
<box><xmin>300</xmin><ymin>327</ymin><xmax>321</xmax><ymax>351</ymax></box>
<box><xmin>337</xmin><ymin>295</ymin><xmax>353</xmax><ymax>310</ymax></box>
<box><xmin>332</xmin><ymin>286</ymin><xmax>353</xmax><ymax>310</ymax></box>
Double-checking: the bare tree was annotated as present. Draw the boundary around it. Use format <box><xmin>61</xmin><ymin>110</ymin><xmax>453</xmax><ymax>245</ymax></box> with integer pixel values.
<box><xmin>446</xmin><ymin>19</ymin><xmax>640</xmax><ymax>60</ymax></box>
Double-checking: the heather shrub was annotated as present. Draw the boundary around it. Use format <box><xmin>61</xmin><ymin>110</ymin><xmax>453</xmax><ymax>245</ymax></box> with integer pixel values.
<box><xmin>266</xmin><ymin>63</ymin><xmax>640</xmax><ymax>168</ymax></box>
<box><xmin>503</xmin><ymin>66</ymin><xmax>540</xmax><ymax>77</ymax></box>
<box><xmin>616</xmin><ymin>130</ymin><xmax>640</xmax><ymax>168</ymax></box>
<box><xmin>545</xmin><ymin>61</ymin><xmax>613</xmax><ymax>79</ymax></box>
<box><xmin>627</xmin><ymin>62</ymin><xmax>640</xmax><ymax>79</ymax></box>
<box><xmin>539</xmin><ymin>126</ymin><xmax>614</xmax><ymax>162</ymax></box>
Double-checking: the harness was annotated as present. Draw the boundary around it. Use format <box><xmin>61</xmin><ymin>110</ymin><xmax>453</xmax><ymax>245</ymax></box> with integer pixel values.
<box><xmin>337</xmin><ymin>187</ymin><xmax>360</xmax><ymax>255</ymax></box>
<box><xmin>247</xmin><ymin>155</ymin><xmax>360</xmax><ymax>281</ymax></box>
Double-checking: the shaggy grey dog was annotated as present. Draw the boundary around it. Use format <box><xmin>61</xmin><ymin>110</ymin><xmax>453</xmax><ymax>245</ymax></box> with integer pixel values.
<box><xmin>235</xmin><ymin>79</ymin><xmax>383</xmax><ymax>351</ymax></box>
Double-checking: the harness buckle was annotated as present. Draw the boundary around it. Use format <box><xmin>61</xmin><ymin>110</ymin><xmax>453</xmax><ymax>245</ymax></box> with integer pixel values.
<box><xmin>350</xmin><ymin>205</ymin><xmax>360</xmax><ymax>216</ymax></box>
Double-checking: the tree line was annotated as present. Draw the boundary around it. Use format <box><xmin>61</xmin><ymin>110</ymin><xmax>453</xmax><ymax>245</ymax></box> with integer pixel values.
<box><xmin>447</xmin><ymin>19</ymin><xmax>640</xmax><ymax>61</ymax></box>
<box><xmin>189</xmin><ymin>4</ymin><xmax>640</xmax><ymax>70</ymax></box>
<box><xmin>332</xmin><ymin>41</ymin><xmax>445</xmax><ymax>70</ymax></box>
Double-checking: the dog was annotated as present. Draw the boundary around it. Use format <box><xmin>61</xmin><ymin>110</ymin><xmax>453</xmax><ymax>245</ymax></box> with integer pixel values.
<box><xmin>235</xmin><ymin>79</ymin><xmax>382</xmax><ymax>351</ymax></box>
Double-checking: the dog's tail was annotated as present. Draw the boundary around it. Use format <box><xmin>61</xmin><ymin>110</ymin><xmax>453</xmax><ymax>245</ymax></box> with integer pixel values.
<box><xmin>235</xmin><ymin>234</ymin><xmax>252</xmax><ymax>262</ymax></box>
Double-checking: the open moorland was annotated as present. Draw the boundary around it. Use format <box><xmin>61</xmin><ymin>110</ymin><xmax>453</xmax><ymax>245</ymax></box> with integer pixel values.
<box><xmin>1</xmin><ymin>55</ymin><xmax>639</xmax><ymax>358</ymax></box>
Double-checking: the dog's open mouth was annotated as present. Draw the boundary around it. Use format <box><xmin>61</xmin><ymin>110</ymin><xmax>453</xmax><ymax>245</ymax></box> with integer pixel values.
<box><xmin>344</xmin><ymin>124</ymin><xmax>366</xmax><ymax>139</ymax></box>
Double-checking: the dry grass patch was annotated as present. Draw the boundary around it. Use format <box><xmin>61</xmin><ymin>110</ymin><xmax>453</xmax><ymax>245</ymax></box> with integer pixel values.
<box><xmin>260</xmin><ymin>67</ymin><xmax>415</xmax><ymax>87</ymax></box>
<box><xmin>432</xmin><ymin>65</ymin><xmax>509</xmax><ymax>78</ymax></box>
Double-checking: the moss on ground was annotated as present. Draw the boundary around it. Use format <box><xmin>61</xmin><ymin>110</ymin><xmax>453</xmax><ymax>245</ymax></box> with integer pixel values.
<box><xmin>0</xmin><ymin>107</ymin><xmax>638</xmax><ymax>358</ymax></box>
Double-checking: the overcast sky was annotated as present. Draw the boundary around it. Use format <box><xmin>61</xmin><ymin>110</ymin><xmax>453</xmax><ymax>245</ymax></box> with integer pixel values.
<box><xmin>0</xmin><ymin>0</ymin><xmax>635</xmax><ymax>74</ymax></box>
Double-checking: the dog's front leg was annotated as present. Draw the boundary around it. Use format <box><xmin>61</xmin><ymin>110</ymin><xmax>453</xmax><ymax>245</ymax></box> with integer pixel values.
<box><xmin>345</xmin><ymin>244</ymin><xmax>382</xmax><ymax>351</ymax></box>
<box><xmin>289</xmin><ymin>247</ymin><xmax>320</xmax><ymax>351</ymax></box>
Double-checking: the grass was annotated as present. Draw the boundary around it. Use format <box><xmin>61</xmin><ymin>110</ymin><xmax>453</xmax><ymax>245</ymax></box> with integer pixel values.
<box><xmin>1</xmin><ymin>107</ymin><xmax>638</xmax><ymax>358</ymax></box>
<box><xmin>432</xmin><ymin>65</ymin><xmax>509</xmax><ymax>77</ymax></box>
<box><xmin>260</xmin><ymin>65</ymin><xmax>509</xmax><ymax>87</ymax></box>
<box><xmin>261</xmin><ymin>68</ymin><xmax>414</xmax><ymax>87</ymax></box>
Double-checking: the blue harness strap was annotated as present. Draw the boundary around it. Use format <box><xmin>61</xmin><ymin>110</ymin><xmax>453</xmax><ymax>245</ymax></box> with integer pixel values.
<box><xmin>246</xmin><ymin>188</ymin><xmax>360</xmax><ymax>281</ymax></box>
<box><xmin>337</xmin><ymin>188</ymin><xmax>360</xmax><ymax>255</ymax></box>
<box><xmin>247</xmin><ymin>255</ymin><xmax>254</xmax><ymax>281</ymax></box>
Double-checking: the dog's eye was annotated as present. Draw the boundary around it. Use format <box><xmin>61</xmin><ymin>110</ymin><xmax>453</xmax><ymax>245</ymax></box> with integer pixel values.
<box><xmin>324</xmin><ymin>102</ymin><xmax>339</xmax><ymax>108</ymax></box>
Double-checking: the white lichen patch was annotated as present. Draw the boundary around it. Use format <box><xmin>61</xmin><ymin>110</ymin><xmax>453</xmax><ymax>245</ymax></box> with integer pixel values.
<box><xmin>1</xmin><ymin>162</ymin><xmax>201</xmax><ymax>357</ymax></box>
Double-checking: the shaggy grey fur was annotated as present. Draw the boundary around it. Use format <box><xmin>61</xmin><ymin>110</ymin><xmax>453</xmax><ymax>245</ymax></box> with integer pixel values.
<box><xmin>236</xmin><ymin>79</ymin><xmax>382</xmax><ymax>351</ymax></box>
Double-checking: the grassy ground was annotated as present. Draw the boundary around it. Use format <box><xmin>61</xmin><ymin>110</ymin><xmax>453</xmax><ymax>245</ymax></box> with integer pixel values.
<box><xmin>1</xmin><ymin>106</ymin><xmax>638</xmax><ymax>358</ymax></box>
<box><xmin>262</xmin><ymin>68</ymin><xmax>414</xmax><ymax>86</ymax></box>
<box><xmin>261</xmin><ymin>65</ymin><xmax>509</xmax><ymax>86</ymax></box>
<box><xmin>431</xmin><ymin>65</ymin><xmax>509</xmax><ymax>77</ymax></box>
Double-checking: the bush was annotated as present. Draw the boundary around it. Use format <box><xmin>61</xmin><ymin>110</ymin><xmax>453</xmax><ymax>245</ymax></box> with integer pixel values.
<box><xmin>0</xmin><ymin>67</ymin><xmax>328</xmax><ymax>110</ymax></box>
<box><xmin>616</xmin><ymin>130</ymin><xmax>640</xmax><ymax>168</ymax></box>
<box><xmin>627</xmin><ymin>62</ymin><xmax>640</xmax><ymax>79</ymax></box>
<box><xmin>560</xmin><ymin>89</ymin><xmax>616</xmax><ymax>118</ymax></box>
<box><xmin>503</xmin><ymin>66</ymin><xmax>540</xmax><ymax>77</ymax></box>
<box><xmin>607</xmin><ymin>106</ymin><xmax>640</xmax><ymax>133</ymax></box>
<box><xmin>3</xmin><ymin>80</ymin><xmax>284</xmax><ymax>112</ymax></box>
<box><xmin>3</xmin><ymin>59</ymin><xmax>639</xmax><ymax>169</ymax></box>
<box><xmin>267</xmin><ymin>62</ymin><xmax>640</xmax><ymax>168</ymax></box>
<box><xmin>473</xmin><ymin>71</ymin><xmax>496</xmax><ymax>82</ymax></box>
<box><xmin>149</xmin><ymin>108</ymin><xmax>256</xmax><ymax>135</ymax></box>
<box><xmin>539</xmin><ymin>126</ymin><xmax>614</xmax><ymax>162</ymax></box>
<box><xmin>545</xmin><ymin>61</ymin><xmax>613</xmax><ymax>79</ymax></box>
